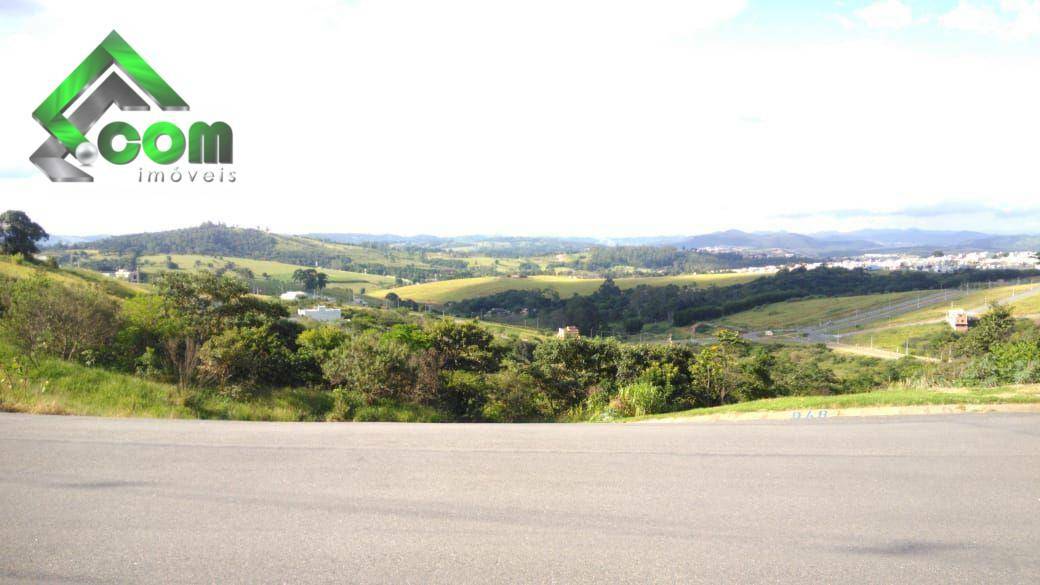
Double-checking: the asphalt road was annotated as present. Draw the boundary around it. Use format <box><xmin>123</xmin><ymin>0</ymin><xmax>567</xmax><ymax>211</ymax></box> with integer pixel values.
<box><xmin>1</xmin><ymin>413</ymin><xmax>1038</xmax><ymax>584</ymax></box>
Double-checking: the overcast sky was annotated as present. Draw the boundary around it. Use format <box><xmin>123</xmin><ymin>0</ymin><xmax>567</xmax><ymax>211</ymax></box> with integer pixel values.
<box><xmin>3</xmin><ymin>0</ymin><xmax>1040</xmax><ymax>237</ymax></box>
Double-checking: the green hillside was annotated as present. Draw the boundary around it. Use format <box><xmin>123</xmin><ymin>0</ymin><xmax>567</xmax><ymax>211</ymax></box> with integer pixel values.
<box><xmin>717</xmin><ymin>290</ymin><xmax>923</xmax><ymax>331</ymax></box>
<box><xmin>0</xmin><ymin>255</ymin><xmax>141</xmax><ymax>298</ymax></box>
<box><xmin>53</xmin><ymin>223</ymin><xmax>449</xmax><ymax>281</ymax></box>
<box><xmin>369</xmin><ymin>272</ymin><xmax>763</xmax><ymax>304</ymax></box>
<box><xmin>135</xmin><ymin>254</ymin><xmax>396</xmax><ymax>289</ymax></box>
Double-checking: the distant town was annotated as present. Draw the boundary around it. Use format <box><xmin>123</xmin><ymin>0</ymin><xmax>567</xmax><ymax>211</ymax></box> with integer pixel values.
<box><xmin>732</xmin><ymin>250</ymin><xmax>1039</xmax><ymax>275</ymax></box>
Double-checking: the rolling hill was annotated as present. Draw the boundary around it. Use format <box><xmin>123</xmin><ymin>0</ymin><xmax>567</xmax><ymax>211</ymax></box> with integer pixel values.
<box><xmin>369</xmin><ymin>273</ymin><xmax>764</xmax><ymax>304</ymax></box>
<box><xmin>134</xmin><ymin>254</ymin><xmax>396</xmax><ymax>290</ymax></box>
<box><xmin>50</xmin><ymin>223</ymin><xmax>454</xmax><ymax>281</ymax></box>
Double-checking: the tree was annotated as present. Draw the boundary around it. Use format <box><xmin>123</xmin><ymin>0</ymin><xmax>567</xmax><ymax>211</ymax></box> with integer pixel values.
<box><xmin>0</xmin><ymin>210</ymin><xmax>49</xmax><ymax>256</ymax></box>
<box><xmin>957</xmin><ymin>303</ymin><xmax>1015</xmax><ymax>357</ymax></box>
<box><xmin>150</xmin><ymin>272</ymin><xmax>287</xmax><ymax>386</ymax></box>
<box><xmin>426</xmin><ymin>319</ymin><xmax>500</xmax><ymax>373</ymax></box>
<box><xmin>690</xmin><ymin>329</ymin><xmax>748</xmax><ymax>406</ymax></box>
<box><xmin>291</xmin><ymin>268</ymin><xmax>328</xmax><ymax>292</ymax></box>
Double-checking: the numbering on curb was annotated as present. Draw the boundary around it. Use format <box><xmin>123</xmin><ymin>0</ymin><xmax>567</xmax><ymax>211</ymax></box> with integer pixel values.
<box><xmin>791</xmin><ymin>410</ymin><xmax>828</xmax><ymax>420</ymax></box>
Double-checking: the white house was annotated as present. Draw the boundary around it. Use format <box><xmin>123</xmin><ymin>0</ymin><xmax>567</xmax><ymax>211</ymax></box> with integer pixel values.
<box><xmin>297</xmin><ymin>306</ymin><xmax>342</xmax><ymax>322</ymax></box>
<box><xmin>280</xmin><ymin>291</ymin><xmax>308</xmax><ymax>301</ymax></box>
<box><xmin>113</xmin><ymin>268</ymin><xmax>139</xmax><ymax>282</ymax></box>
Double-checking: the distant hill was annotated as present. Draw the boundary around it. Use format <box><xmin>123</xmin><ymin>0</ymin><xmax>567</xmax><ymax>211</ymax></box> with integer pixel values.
<box><xmin>42</xmin><ymin>234</ymin><xmax>109</xmax><ymax>246</ymax></box>
<box><xmin>83</xmin><ymin>223</ymin><xmax>282</xmax><ymax>258</ymax></box>
<box><xmin>670</xmin><ymin>229</ymin><xmax>1040</xmax><ymax>256</ymax></box>
<box><xmin>308</xmin><ymin>233</ymin><xmax>593</xmax><ymax>255</ymax></box>
<box><xmin>672</xmin><ymin>230</ymin><xmax>877</xmax><ymax>256</ymax></box>
<box><xmin>50</xmin><ymin>225</ymin><xmax>1040</xmax><ymax>270</ymax></box>
<box><xmin>962</xmin><ymin>234</ymin><xmax>1040</xmax><ymax>252</ymax></box>
<box><xmin>54</xmin><ymin>223</ymin><xmax>446</xmax><ymax>280</ymax></box>
<box><xmin>811</xmin><ymin>229</ymin><xmax>991</xmax><ymax>249</ymax></box>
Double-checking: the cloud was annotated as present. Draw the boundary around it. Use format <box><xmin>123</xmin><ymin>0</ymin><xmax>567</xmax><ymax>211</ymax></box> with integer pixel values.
<box><xmin>939</xmin><ymin>0</ymin><xmax>1040</xmax><ymax>40</ymax></box>
<box><xmin>855</xmin><ymin>0</ymin><xmax>913</xmax><ymax>29</ymax></box>
<box><xmin>779</xmin><ymin>202</ymin><xmax>1040</xmax><ymax>221</ymax></box>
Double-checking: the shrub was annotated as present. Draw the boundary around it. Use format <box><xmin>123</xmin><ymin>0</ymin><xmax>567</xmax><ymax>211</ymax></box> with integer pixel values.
<box><xmin>438</xmin><ymin>370</ymin><xmax>489</xmax><ymax>420</ymax></box>
<box><xmin>298</xmin><ymin>325</ymin><xmax>347</xmax><ymax>359</ymax></box>
<box><xmin>482</xmin><ymin>369</ymin><xmax>550</xmax><ymax>422</ymax></box>
<box><xmin>197</xmin><ymin>326</ymin><xmax>300</xmax><ymax>395</ymax></box>
<box><xmin>615</xmin><ymin>380</ymin><xmax>668</xmax><ymax>417</ymax></box>
<box><xmin>321</xmin><ymin>332</ymin><xmax>416</xmax><ymax>402</ymax></box>
<box><xmin>0</xmin><ymin>276</ymin><xmax>121</xmax><ymax>364</ymax></box>
<box><xmin>960</xmin><ymin>354</ymin><xmax>1001</xmax><ymax>387</ymax></box>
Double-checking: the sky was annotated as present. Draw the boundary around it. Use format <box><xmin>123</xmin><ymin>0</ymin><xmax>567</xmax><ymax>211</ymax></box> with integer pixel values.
<box><xmin>3</xmin><ymin>0</ymin><xmax>1040</xmax><ymax>237</ymax></box>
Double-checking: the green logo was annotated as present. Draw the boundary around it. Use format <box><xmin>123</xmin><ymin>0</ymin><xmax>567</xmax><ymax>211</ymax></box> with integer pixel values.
<box><xmin>31</xmin><ymin>30</ymin><xmax>233</xmax><ymax>182</ymax></box>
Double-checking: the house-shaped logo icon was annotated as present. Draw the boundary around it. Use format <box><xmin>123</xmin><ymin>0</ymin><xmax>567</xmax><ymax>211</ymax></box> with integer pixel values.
<box><xmin>30</xmin><ymin>30</ymin><xmax>188</xmax><ymax>182</ymax></box>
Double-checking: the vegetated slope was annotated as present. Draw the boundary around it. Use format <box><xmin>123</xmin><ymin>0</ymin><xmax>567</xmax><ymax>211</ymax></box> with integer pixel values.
<box><xmin>853</xmin><ymin>282</ymin><xmax>1039</xmax><ymax>330</ymax></box>
<box><xmin>844</xmin><ymin>323</ymin><xmax>951</xmax><ymax>357</ymax></box>
<box><xmin>52</xmin><ymin>223</ymin><xmax>444</xmax><ymax>280</ymax></box>
<box><xmin>135</xmin><ymin>254</ymin><xmax>395</xmax><ymax>289</ymax></box>
<box><xmin>369</xmin><ymin>273</ymin><xmax>763</xmax><ymax>304</ymax></box>
<box><xmin>717</xmin><ymin>290</ymin><xmax>925</xmax><ymax>331</ymax></box>
<box><xmin>0</xmin><ymin>340</ymin><xmax>333</xmax><ymax>421</ymax></box>
<box><xmin>445</xmin><ymin>266</ymin><xmax>1040</xmax><ymax>337</ymax></box>
<box><xmin>0</xmin><ymin>255</ymin><xmax>140</xmax><ymax>299</ymax></box>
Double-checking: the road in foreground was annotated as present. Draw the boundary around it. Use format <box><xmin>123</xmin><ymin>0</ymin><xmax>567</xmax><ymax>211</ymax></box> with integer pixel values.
<box><xmin>1</xmin><ymin>413</ymin><xmax>1038</xmax><ymax>584</ymax></box>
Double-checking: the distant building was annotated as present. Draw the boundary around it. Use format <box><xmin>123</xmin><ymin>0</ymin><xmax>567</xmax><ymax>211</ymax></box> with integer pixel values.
<box><xmin>112</xmin><ymin>268</ymin><xmax>139</xmax><ymax>283</ymax></box>
<box><xmin>946</xmin><ymin>309</ymin><xmax>976</xmax><ymax>333</ymax></box>
<box><xmin>297</xmin><ymin>306</ymin><xmax>342</xmax><ymax>322</ymax></box>
<box><xmin>556</xmin><ymin>326</ymin><xmax>580</xmax><ymax>339</ymax></box>
<box><xmin>280</xmin><ymin>291</ymin><xmax>308</xmax><ymax>301</ymax></box>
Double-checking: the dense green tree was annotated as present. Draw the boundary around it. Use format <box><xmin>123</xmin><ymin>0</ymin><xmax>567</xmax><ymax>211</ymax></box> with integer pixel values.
<box><xmin>198</xmin><ymin>326</ymin><xmax>301</xmax><ymax>394</ymax></box>
<box><xmin>957</xmin><ymin>304</ymin><xmax>1015</xmax><ymax>357</ymax></box>
<box><xmin>690</xmin><ymin>330</ymin><xmax>749</xmax><ymax>406</ymax></box>
<box><xmin>149</xmin><ymin>272</ymin><xmax>288</xmax><ymax>386</ymax></box>
<box><xmin>292</xmin><ymin>268</ymin><xmax>329</xmax><ymax>293</ymax></box>
<box><xmin>0</xmin><ymin>211</ymin><xmax>48</xmax><ymax>256</ymax></box>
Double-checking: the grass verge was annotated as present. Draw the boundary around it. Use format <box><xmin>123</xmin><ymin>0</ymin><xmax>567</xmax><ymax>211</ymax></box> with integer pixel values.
<box><xmin>0</xmin><ymin>343</ymin><xmax>337</xmax><ymax>421</ymax></box>
<box><xmin>627</xmin><ymin>384</ymin><xmax>1040</xmax><ymax>422</ymax></box>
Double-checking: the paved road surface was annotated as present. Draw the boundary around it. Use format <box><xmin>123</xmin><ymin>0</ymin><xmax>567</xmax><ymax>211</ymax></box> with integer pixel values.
<box><xmin>1</xmin><ymin>413</ymin><xmax>1038</xmax><ymax>584</ymax></box>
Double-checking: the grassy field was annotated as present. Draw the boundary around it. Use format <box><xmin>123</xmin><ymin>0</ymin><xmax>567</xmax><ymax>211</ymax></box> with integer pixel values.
<box><xmin>856</xmin><ymin>283</ymin><xmax>1036</xmax><ymax>329</ymax></box>
<box><xmin>269</xmin><ymin>234</ymin><xmax>437</xmax><ymax>270</ymax></box>
<box><xmin>135</xmin><ymin>254</ymin><xmax>397</xmax><ymax>289</ymax></box>
<box><xmin>469</xmin><ymin>319</ymin><xmax>552</xmax><ymax>341</ymax></box>
<box><xmin>628</xmin><ymin>384</ymin><xmax>1040</xmax><ymax>421</ymax></box>
<box><xmin>717</xmin><ymin>290</ymin><xmax>923</xmax><ymax>331</ymax></box>
<box><xmin>370</xmin><ymin>272</ymin><xmax>763</xmax><ymax>304</ymax></box>
<box><xmin>843</xmin><ymin>322</ymin><xmax>949</xmax><ymax>357</ymax></box>
<box><xmin>0</xmin><ymin>256</ymin><xmax>142</xmax><ymax>298</ymax></box>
